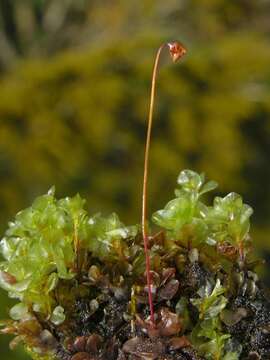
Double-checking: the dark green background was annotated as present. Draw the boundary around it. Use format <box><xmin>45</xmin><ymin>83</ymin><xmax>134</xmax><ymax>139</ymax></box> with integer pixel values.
<box><xmin>1</xmin><ymin>1</ymin><xmax>270</xmax><ymax>358</ymax></box>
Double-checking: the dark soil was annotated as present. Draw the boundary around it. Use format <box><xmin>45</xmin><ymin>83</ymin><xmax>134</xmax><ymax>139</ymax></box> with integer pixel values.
<box><xmin>47</xmin><ymin>259</ymin><xmax>270</xmax><ymax>360</ymax></box>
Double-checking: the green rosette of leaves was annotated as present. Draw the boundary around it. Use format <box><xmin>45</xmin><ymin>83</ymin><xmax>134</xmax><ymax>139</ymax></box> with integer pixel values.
<box><xmin>0</xmin><ymin>187</ymin><xmax>137</xmax><ymax>358</ymax></box>
<box><xmin>1</xmin><ymin>170</ymin><xmax>267</xmax><ymax>360</ymax></box>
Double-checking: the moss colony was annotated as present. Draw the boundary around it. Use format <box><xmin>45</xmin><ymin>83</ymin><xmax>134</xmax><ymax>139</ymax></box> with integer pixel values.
<box><xmin>0</xmin><ymin>170</ymin><xmax>270</xmax><ymax>360</ymax></box>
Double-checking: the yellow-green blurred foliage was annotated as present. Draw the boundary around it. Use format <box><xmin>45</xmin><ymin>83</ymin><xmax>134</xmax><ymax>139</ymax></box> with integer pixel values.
<box><xmin>1</xmin><ymin>1</ymin><xmax>270</xmax><ymax>359</ymax></box>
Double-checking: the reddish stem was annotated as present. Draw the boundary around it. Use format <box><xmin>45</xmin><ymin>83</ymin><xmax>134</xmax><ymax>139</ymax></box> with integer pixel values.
<box><xmin>142</xmin><ymin>41</ymin><xmax>187</xmax><ymax>326</ymax></box>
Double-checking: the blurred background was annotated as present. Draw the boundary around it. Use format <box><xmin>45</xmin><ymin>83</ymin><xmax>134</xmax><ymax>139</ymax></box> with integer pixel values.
<box><xmin>0</xmin><ymin>0</ymin><xmax>270</xmax><ymax>358</ymax></box>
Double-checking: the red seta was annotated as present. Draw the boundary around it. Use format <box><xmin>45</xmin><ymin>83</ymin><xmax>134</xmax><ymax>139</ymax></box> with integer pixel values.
<box><xmin>142</xmin><ymin>41</ymin><xmax>187</xmax><ymax>327</ymax></box>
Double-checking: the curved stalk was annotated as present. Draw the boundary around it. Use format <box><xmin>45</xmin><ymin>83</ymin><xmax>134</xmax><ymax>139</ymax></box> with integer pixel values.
<box><xmin>142</xmin><ymin>41</ymin><xmax>187</xmax><ymax>326</ymax></box>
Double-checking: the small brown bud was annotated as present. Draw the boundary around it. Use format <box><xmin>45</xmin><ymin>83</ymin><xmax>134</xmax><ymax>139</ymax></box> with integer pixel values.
<box><xmin>168</xmin><ymin>336</ymin><xmax>191</xmax><ymax>350</ymax></box>
<box><xmin>168</xmin><ymin>41</ymin><xmax>187</xmax><ymax>62</ymax></box>
<box><xmin>73</xmin><ymin>336</ymin><xmax>87</xmax><ymax>352</ymax></box>
<box><xmin>65</xmin><ymin>338</ymin><xmax>75</xmax><ymax>352</ymax></box>
<box><xmin>85</xmin><ymin>334</ymin><xmax>103</xmax><ymax>353</ymax></box>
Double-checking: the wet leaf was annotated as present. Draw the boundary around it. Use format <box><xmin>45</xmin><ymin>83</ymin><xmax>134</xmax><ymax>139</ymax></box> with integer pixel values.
<box><xmin>85</xmin><ymin>334</ymin><xmax>103</xmax><ymax>353</ymax></box>
<box><xmin>191</xmin><ymin>279</ymin><xmax>227</xmax><ymax>320</ymax></box>
<box><xmin>159</xmin><ymin>279</ymin><xmax>179</xmax><ymax>300</ymax></box>
<box><xmin>177</xmin><ymin>170</ymin><xmax>203</xmax><ymax>192</ymax></box>
<box><xmin>156</xmin><ymin>308</ymin><xmax>182</xmax><ymax>337</ymax></box>
<box><xmin>50</xmin><ymin>306</ymin><xmax>65</xmax><ymax>325</ymax></box>
<box><xmin>221</xmin><ymin>308</ymin><xmax>248</xmax><ymax>326</ymax></box>
<box><xmin>73</xmin><ymin>336</ymin><xmax>87</xmax><ymax>352</ymax></box>
<box><xmin>9</xmin><ymin>303</ymin><xmax>29</xmax><ymax>321</ymax></box>
<box><xmin>199</xmin><ymin>181</ymin><xmax>218</xmax><ymax>196</ymax></box>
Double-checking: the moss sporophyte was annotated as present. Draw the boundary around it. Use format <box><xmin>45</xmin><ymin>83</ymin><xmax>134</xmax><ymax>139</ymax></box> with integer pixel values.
<box><xmin>0</xmin><ymin>42</ymin><xmax>269</xmax><ymax>360</ymax></box>
<box><xmin>142</xmin><ymin>41</ymin><xmax>187</xmax><ymax>327</ymax></box>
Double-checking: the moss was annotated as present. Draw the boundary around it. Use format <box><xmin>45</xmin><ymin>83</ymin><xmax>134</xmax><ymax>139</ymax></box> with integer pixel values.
<box><xmin>0</xmin><ymin>170</ymin><xmax>269</xmax><ymax>359</ymax></box>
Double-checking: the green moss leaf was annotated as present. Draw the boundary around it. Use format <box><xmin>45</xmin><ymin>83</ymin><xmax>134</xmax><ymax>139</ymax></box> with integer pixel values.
<box><xmin>9</xmin><ymin>303</ymin><xmax>29</xmax><ymax>320</ymax></box>
<box><xmin>152</xmin><ymin>196</ymin><xmax>194</xmax><ymax>231</ymax></box>
<box><xmin>198</xmin><ymin>333</ymin><xmax>230</xmax><ymax>360</ymax></box>
<box><xmin>200</xmin><ymin>180</ymin><xmax>218</xmax><ymax>196</ymax></box>
<box><xmin>177</xmin><ymin>170</ymin><xmax>204</xmax><ymax>192</ymax></box>
<box><xmin>86</xmin><ymin>213</ymin><xmax>137</xmax><ymax>261</ymax></box>
<box><xmin>50</xmin><ymin>306</ymin><xmax>65</xmax><ymax>325</ymax></box>
<box><xmin>191</xmin><ymin>279</ymin><xmax>227</xmax><ymax>320</ymax></box>
<box><xmin>206</xmin><ymin>192</ymin><xmax>253</xmax><ymax>245</ymax></box>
